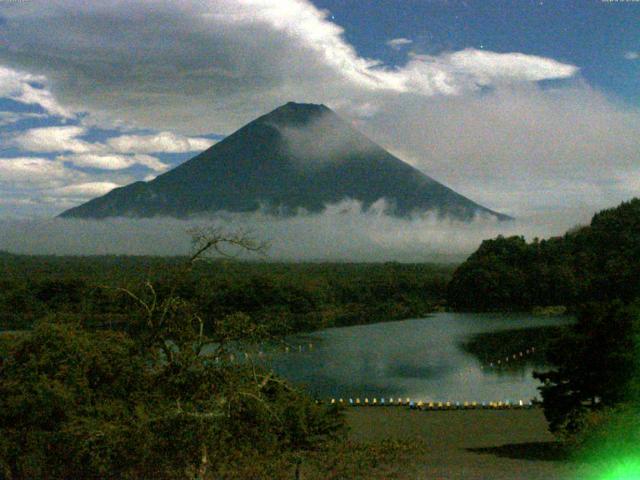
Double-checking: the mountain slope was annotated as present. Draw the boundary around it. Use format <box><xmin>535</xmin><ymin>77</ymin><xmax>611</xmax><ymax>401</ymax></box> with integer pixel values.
<box><xmin>59</xmin><ymin>102</ymin><xmax>510</xmax><ymax>220</ymax></box>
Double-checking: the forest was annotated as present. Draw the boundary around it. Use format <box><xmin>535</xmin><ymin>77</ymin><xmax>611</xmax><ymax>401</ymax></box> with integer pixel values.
<box><xmin>447</xmin><ymin>198</ymin><xmax>640</xmax><ymax>312</ymax></box>
<box><xmin>0</xmin><ymin>253</ymin><xmax>451</xmax><ymax>333</ymax></box>
<box><xmin>449</xmin><ymin>199</ymin><xmax>640</xmax><ymax>460</ymax></box>
<box><xmin>0</xmin><ymin>237</ymin><xmax>452</xmax><ymax>479</ymax></box>
<box><xmin>2</xmin><ymin>200</ymin><xmax>640</xmax><ymax>477</ymax></box>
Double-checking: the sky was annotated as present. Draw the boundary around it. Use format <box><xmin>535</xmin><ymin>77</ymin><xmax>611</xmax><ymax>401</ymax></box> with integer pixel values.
<box><xmin>0</xmin><ymin>0</ymin><xmax>638</xmax><ymax>247</ymax></box>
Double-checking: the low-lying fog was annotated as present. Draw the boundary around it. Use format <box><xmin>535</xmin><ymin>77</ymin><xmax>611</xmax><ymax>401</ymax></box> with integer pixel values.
<box><xmin>0</xmin><ymin>200</ymin><xmax>592</xmax><ymax>262</ymax></box>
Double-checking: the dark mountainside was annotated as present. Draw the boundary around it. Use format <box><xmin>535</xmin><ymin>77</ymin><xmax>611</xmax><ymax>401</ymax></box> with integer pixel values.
<box><xmin>60</xmin><ymin>102</ymin><xmax>510</xmax><ymax>220</ymax></box>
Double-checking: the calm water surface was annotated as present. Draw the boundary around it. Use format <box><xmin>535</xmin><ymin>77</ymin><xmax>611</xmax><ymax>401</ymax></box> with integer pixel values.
<box><xmin>265</xmin><ymin>312</ymin><xmax>572</xmax><ymax>403</ymax></box>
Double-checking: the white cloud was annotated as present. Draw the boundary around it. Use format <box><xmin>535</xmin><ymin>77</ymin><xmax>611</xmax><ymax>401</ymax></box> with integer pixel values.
<box><xmin>1</xmin><ymin>0</ymin><xmax>634</xmax><ymax>223</ymax></box>
<box><xmin>51</xmin><ymin>181</ymin><xmax>120</xmax><ymax>198</ymax></box>
<box><xmin>624</xmin><ymin>51</ymin><xmax>639</xmax><ymax>60</ymax></box>
<box><xmin>0</xmin><ymin>0</ymin><xmax>578</xmax><ymax>134</ymax></box>
<box><xmin>427</xmin><ymin>49</ymin><xmax>578</xmax><ymax>84</ymax></box>
<box><xmin>0</xmin><ymin>201</ymin><xmax>585</xmax><ymax>258</ymax></box>
<box><xmin>0</xmin><ymin>156</ymin><xmax>78</xmax><ymax>186</ymax></box>
<box><xmin>107</xmin><ymin>132</ymin><xmax>213</xmax><ymax>153</ymax></box>
<box><xmin>0</xmin><ymin>66</ymin><xmax>73</xmax><ymax>118</ymax></box>
<box><xmin>356</xmin><ymin>83</ymin><xmax>640</xmax><ymax>216</ymax></box>
<box><xmin>386</xmin><ymin>38</ymin><xmax>413</xmax><ymax>50</ymax></box>
<box><xmin>13</xmin><ymin>126</ymin><xmax>170</xmax><ymax>172</ymax></box>
<box><xmin>13</xmin><ymin>126</ymin><xmax>99</xmax><ymax>153</ymax></box>
<box><xmin>56</xmin><ymin>153</ymin><xmax>168</xmax><ymax>172</ymax></box>
<box><xmin>0</xmin><ymin>111</ymin><xmax>47</xmax><ymax>127</ymax></box>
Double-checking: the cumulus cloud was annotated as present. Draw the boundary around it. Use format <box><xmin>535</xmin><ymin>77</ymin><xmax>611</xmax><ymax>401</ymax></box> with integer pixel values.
<box><xmin>12</xmin><ymin>126</ymin><xmax>98</xmax><ymax>153</ymax></box>
<box><xmin>0</xmin><ymin>111</ymin><xmax>46</xmax><ymax>127</ymax></box>
<box><xmin>355</xmin><ymin>83</ymin><xmax>640</xmax><ymax>217</ymax></box>
<box><xmin>13</xmin><ymin>126</ymin><xmax>207</xmax><ymax>159</ymax></box>
<box><xmin>51</xmin><ymin>182</ymin><xmax>120</xmax><ymax>198</ymax></box>
<box><xmin>0</xmin><ymin>0</ymin><xmax>578</xmax><ymax>134</ymax></box>
<box><xmin>56</xmin><ymin>153</ymin><xmax>168</xmax><ymax>172</ymax></box>
<box><xmin>0</xmin><ymin>157</ymin><xmax>79</xmax><ymax>186</ymax></box>
<box><xmin>624</xmin><ymin>51</ymin><xmax>639</xmax><ymax>61</ymax></box>
<box><xmin>386</xmin><ymin>38</ymin><xmax>413</xmax><ymax>50</ymax></box>
<box><xmin>0</xmin><ymin>66</ymin><xmax>73</xmax><ymax>118</ymax></box>
<box><xmin>0</xmin><ymin>0</ymin><xmax>634</xmax><ymax>225</ymax></box>
<box><xmin>12</xmin><ymin>126</ymin><xmax>171</xmax><ymax>172</ymax></box>
<box><xmin>107</xmin><ymin>132</ymin><xmax>214</xmax><ymax>153</ymax></box>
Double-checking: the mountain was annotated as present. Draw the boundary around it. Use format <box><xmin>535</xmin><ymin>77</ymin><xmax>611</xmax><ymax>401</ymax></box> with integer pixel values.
<box><xmin>59</xmin><ymin>102</ymin><xmax>511</xmax><ymax>220</ymax></box>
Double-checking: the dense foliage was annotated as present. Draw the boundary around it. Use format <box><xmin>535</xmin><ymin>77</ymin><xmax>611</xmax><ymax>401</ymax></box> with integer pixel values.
<box><xmin>0</xmin><ymin>254</ymin><xmax>451</xmax><ymax>333</ymax></box>
<box><xmin>0</xmin><ymin>232</ymin><xmax>455</xmax><ymax>478</ymax></box>
<box><xmin>447</xmin><ymin>198</ymin><xmax>640</xmax><ymax>311</ymax></box>
<box><xmin>533</xmin><ymin>301</ymin><xmax>639</xmax><ymax>437</ymax></box>
<box><xmin>449</xmin><ymin>199</ymin><xmax>640</xmax><ymax>445</ymax></box>
<box><xmin>0</xmin><ymin>235</ymin><xmax>351</xmax><ymax>479</ymax></box>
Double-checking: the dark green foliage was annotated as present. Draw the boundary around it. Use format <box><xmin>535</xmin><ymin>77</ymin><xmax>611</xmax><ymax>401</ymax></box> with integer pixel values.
<box><xmin>0</xmin><ymin>309</ymin><xmax>342</xmax><ymax>479</ymax></box>
<box><xmin>0</xmin><ymin>230</ymin><xmax>362</xmax><ymax>479</ymax></box>
<box><xmin>461</xmin><ymin>325</ymin><xmax>564</xmax><ymax>368</ymax></box>
<box><xmin>448</xmin><ymin>199</ymin><xmax>640</xmax><ymax>445</ymax></box>
<box><xmin>448</xmin><ymin>199</ymin><xmax>640</xmax><ymax>311</ymax></box>
<box><xmin>533</xmin><ymin>302</ymin><xmax>639</xmax><ymax>437</ymax></box>
<box><xmin>0</xmin><ymin>258</ymin><xmax>451</xmax><ymax>332</ymax></box>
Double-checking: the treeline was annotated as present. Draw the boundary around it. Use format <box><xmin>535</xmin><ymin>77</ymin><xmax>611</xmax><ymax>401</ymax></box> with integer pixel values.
<box><xmin>0</xmin><ymin>254</ymin><xmax>452</xmax><ymax>332</ymax></box>
<box><xmin>447</xmin><ymin>199</ymin><xmax>640</xmax><ymax>311</ymax></box>
<box><xmin>448</xmin><ymin>199</ymin><xmax>640</xmax><ymax>454</ymax></box>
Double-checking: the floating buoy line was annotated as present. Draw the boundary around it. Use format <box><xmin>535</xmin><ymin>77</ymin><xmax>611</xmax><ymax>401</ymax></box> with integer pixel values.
<box><xmin>479</xmin><ymin>346</ymin><xmax>537</xmax><ymax>370</ymax></box>
<box><xmin>317</xmin><ymin>397</ymin><xmax>537</xmax><ymax>410</ymax></box>
<box><xmin>210</xmin><ymin>343</ymin><xmax>540</xmax><ymax>369</ymax></box>
<box><xmin>210</xmin><ymin>342</ymin><xmax>543</xmax><ymax>410</ymax></box>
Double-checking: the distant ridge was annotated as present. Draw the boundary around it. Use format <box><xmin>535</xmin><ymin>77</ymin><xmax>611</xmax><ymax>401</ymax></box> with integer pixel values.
<box><xmin>59</xmin><ymin>102</ymin><xmax>511</xmax><ymax>221</ymax></box>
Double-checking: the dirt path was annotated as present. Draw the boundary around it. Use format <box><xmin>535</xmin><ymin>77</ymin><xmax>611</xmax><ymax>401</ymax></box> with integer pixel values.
<box><xmin>346</xmin><ymin>408</ymin><xmax>593</xmax><ymax>479</ymax></box>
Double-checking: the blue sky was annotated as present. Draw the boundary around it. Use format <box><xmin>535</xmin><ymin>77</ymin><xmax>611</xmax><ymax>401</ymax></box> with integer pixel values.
<box><xmin>0</xmin><ymin>0</ymin><xmax>638</xmax><ymax>221</ymax></box>
<box><xmin>316</xmin><ymin>0</ymin><xmax>639</xmax><ymax>104</ymax></box>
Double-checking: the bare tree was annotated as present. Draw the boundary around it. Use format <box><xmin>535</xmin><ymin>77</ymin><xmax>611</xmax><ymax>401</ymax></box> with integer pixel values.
<box><xmin>187</xmin><ymin>226</ymin><xmax>269</xmax><ymax>265</ymax></box>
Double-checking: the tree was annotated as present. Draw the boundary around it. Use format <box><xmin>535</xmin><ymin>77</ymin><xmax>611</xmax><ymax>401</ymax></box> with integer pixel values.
<box><xmin>533</xmin><ymin>301</ymin><xmax>639</xmax><ymax>438</ymax></box>
<box><xmin>0</xmin><ymin>228</ymin><xmax>342</xmax><ymax>479</ymax></box>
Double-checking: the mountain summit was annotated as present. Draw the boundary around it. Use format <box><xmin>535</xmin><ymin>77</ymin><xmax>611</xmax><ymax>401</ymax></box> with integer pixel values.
<box><xmin>59</xmin><ymin>102</ymin><xmax>510</xmax><ymax>220</ymax></box>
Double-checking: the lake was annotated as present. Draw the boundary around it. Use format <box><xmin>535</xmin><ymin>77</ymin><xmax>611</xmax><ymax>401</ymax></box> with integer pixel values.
<box><xmin>262</xmin><ymin>312</ymin><xmax>572</xmax><ymax>404</ymax></box>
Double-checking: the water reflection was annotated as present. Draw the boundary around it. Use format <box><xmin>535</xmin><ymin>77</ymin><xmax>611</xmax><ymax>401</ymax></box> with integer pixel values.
<box><xmin>266</xmin><ymin>313</ymin><xmax>572</xmax><ymax>403</ymax></box>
